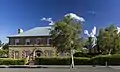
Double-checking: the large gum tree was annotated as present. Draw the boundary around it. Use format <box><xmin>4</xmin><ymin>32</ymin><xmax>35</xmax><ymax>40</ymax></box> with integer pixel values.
<box><xmin>50</xmin><ymin>16</ymin><xmax>83</xmax><ymax>54</ymax></box>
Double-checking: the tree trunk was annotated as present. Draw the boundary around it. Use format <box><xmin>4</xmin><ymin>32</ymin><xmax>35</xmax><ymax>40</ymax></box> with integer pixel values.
<box><xmin>108</xmin><ymin>49</ymin><xmax>112</xmax><ymax>55</ymax></box>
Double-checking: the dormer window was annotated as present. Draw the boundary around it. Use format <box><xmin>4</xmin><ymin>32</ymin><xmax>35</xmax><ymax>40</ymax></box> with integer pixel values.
<box><xmin>26</xmin><ymin>39</ymin><xmax>30</xmax><ymax>45</ymax></box>
<box><xmin>15</xmin><ymin>39</ymin><xmax>20</xmax><ymax>45</ymax></box>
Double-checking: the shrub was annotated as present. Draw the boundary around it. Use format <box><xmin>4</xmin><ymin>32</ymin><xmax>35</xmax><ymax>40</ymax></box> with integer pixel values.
<box><xmin>0</xmin><ymin>50</ymin><xmax>8</xmax><ymax>58</ymax></box>
<box><xmin>35</xmin><ymin>57</ymin><xmax>71</xmax><ymax>65</ymax></box>
<box><xmin>35</xmin><ymin>54</ymin><xmax>120</xmax><ymax>65</ymax></box>
<box><xmin>35</xmin><ymin>57</ymin><xmax>91</xmax><ymax>65</ymax></box>
<box><xmin>108</xmin><ymin>54</ymin><xmax>120</xmax><ymax>65</ymax></box>
<box><xmin>74</xmin><ymin>57</ymin><xmax>91</xmax><ymax>65</ymax></box>
<box><xmin>91</xmin><ymin>55</ymin><xmax>110</xmax><ymax>65</ymax></box>
<box><xmin>91</xmin><ymin>54</ymin><xmax>120</xmax><ymax>65</ymax></box>
<box><xmin>74</xmin><ymin>52</ymin><xmax>100</xmax><ymax>58</ymax></box>
<box><xmin>0</xmin><ymin>58</ymin><xmax>26</xmax><ymax>65</ymax></box>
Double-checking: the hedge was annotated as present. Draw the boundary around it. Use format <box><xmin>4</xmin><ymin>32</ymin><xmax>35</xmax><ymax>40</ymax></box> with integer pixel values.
<box><xmin>74</xmin><ymin>57</ymin><xmax>91</xmax><ymax>65</ymax></box>
<box><xmin>0</xmin><ymin>58</ymin><xmax>26</xmax><ymax>65</ymax></box>
<box><xmin>73</xmin><ymin>52</ymin><xmax>100</xmax><ymax>58</ymax></box>
<box><xmin>91</xmin><ymin>54</ymin><xmax>120</xmax><ymax>65</ymax></box>
<box><xmin>91</xmin><ymin>55</ymin><xmax>110</xmax><ymax>65</ymax></box>
<box><xmin>35</xmin><ymin>57</ymin><xmax>91</xmax><ymax>65</ymax></box>
<box><xmin>108</xmin><ymin>54</ymin><xmax>120</xmax><ymax>65</ymax></box>
<box><xmin>35</xmin><ymin>54</ymin><xmax>120</xmax><ymax>65</ymax></box>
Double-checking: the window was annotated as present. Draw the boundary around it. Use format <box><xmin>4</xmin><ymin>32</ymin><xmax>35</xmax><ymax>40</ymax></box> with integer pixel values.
<box><xmin>36</xmin><ymin>38</ymin><xmax>41</xmax><ymax>45</ymax></box>
<box><xmin>48</xmin><ymin>50</ymin><xmax>53</xmax><ymax>56</ymax></box>
<box><xmin>15</xmin><ymin>51</ymin><xmax>19</xmax><ymax>58</ymax></box>
<box><xmin>47</xmin><ymin>38</ymin><xmax>52</xmax><ymax>45</ymax></box>
<box><xmin>15</xmin><ymin>39</ymin><xmax>20</xmax><ymax>45</ymax></box>
<box><xmin>11</xmin><ymin>50</ymin><xmax>14</xmax><ymax>58</ymax></box>
<box><xmin>25</xmin><ymin>50</ymin><xmax>30</xmax><ymax>57</ymax></box>
<box><xmin>26</xmin><ymin>39</ymin><xmax>30</xmax><ymax>45</ymax></box>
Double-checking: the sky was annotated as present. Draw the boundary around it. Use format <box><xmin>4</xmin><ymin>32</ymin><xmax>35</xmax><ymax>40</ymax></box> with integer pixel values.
<box><xmin>0</xmin><ymin>0</ymin><xmax>120</xmax><ymax>43</ymax></box>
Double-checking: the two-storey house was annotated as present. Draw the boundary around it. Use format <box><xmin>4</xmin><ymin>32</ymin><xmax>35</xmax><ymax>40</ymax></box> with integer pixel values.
<box><xmin>7</xmin><ymin>26</ymin><xmax>56</xmax><ymax>59</ymax></box>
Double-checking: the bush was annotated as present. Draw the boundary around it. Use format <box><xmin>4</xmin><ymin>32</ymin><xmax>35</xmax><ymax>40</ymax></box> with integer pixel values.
<box><xmin>0</xmin><ymin>50</ymin><xmax>8</xmax><ymax>58</ymax></box>
<box><xmin>35</xmin><ymin>57</ymin><xmax>71</xmax><ymax>65</ymax></box>
<box><xmin>74</xmin><ymin>57</ymin><xmax>91</xmax><ymax>65</ymax></box>
<box><xmin>35</xmin><ymin>54</ymin><xmax>120</xmax><ymax>65</ymax></box>
<box><xmin>108</xmin><ymin>54</ymin><xmax>120</xmax><ymax>65</ymax></box>
<box><xmin>35</xmin><ymin>57</ymin><xmax>91</xmax><ymax>65</ymax></box>
<box><xmin>91</xmin><ymin>54</ymin><xmax>120</xmax><ymax>65</ymax></box>
<box><xmin>0</xmin><ymin>58</ymin><xmax>26</xmax><ymax>65</ymax></box>
<box><xmin>74</xmin><ymin>52</ymin><xmax>100</xmax><ymax>58</ymax></box>
<box><xmin>91</xmin><ymin>55</ymin><xmax>110</xmax><ymax>65</ymax></box>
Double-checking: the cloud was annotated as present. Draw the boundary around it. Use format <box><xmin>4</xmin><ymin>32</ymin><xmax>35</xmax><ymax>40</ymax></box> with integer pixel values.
<box><xmin>117</xmin><ymin>27</ymin><xmax>120</xmax><ymax>34</ymax></box>
<box><xmin>64</xmin><ymin>13</ymin><xmax>85</xmax><ymax>22</ymax></box>
<box><xmin>41</xmin><ymin>13</ymin><xmax>85</xmax><ymax>25</ymax></box>
<box><xmin>88</xmin><ymin>11</ymin><xmax>96</xmax><ymax>15</ymax></box>
<box><xmin>41</xmin><ymin>17</ymin><xmax>54</xmax><ymax>25</ymax></box>
<box><xmin>84</xmin><ymin>26</ymin><xmax>97</xmax><ymax>37</ymax></box>
<box><xmin>91</xmin><ymin>26</ymin><xmax>96</xmax><ymax>35</ymax></box>
<box><xmin>84</xmin><ymin>30</ymin><xmax>90</xmax><ymax>37</ymax></box>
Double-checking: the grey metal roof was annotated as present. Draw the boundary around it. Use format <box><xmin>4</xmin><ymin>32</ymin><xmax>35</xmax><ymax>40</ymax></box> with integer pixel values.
<box><xmin>8</xmin><ymin>26</ymin><xmax>51</xmax><ymax>37</ymax></box>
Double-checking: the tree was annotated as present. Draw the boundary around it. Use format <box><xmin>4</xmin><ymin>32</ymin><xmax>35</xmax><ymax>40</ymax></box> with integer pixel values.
<box><xmin>0</xmin><ymin>40</ymin><xmax>2</xmax><ymax>45</ymax></box>
<box><xmin>50</xmin><ymin>16</ymin><xmax>82</xmax><ymax>53</ymax></box>
<box><xmin>2</xmin><ymin>43</ymin><xmax>9</xmax><ymax>50</ymax></box>
<box><xmin>97</xmin><ymin>24</ymin><xmax>120</xmax><ymax>54</ymax></box>
<box><xmin>0</xmin><ymin>50</ymin><xmax>8</xmax><ymax>58</ymax></box>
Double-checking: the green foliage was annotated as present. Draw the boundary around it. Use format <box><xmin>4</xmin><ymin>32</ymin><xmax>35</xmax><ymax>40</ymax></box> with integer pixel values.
<box><xmin>35</xmin><ymin>57</ymin><xmax>71</xmax><ymax>65</ymax></box>
<box><xmin>91</xmin><ymin>54</ymin><xmax>120</xmax><ymax>65</ymax></box>
<box><xmin>74</xmin><ymin>57</ymin><xmax>91</xmax><ymax>65</ymax></box>
<box><xmin>108</xmin><ymin>54</ymin><xmax>120</xmax><ymax>65</ymax></box>
<box><xmin>35</xmin><ymin>57</ymin><xmax>91</xmax><ymax>65</ymax></box>
<box><xmin>0</xmin><ymin>50</ymin><xmax>8</xmax><ymax>58</ymax></box>
<box><xmin>0</xmin><ymin>40</ymin><xmax>2</xmax><ymax>45</ymax></box>
<box><xmin>97</xmin><ymin>24</ymin><xmax>120</xmax><ymax>54</ymax></box>
<box><xmin>74</xmin><ymin>52</ymin><xmax>89</xmax><ymax>57</ymax></box>
<box><xmin>73</xmin><ymin>52</ymin><xmax>100</xmax><ymax>58</ymax></box>
<box><xmin>35</xmin><ymin>54</ymin><xmax>120</xmax><ymax>65</ymax></box>
<box><xmin>2</xmin><ymin>43</ymin><xmax>9</xmax><ymax>50</ymax></box>
<box><xmin>0</xmin><ymin>58</ymin><xmax>26</xmax><ymax>65</ymax></box>
<box><xmin>50</xmin><ymin>16</ymin><xmax>82</xmax><ymax>52</ymax></box>
<box><xmin>91</xmin><ymin>55</ymin><xmax>110</xmax><ymax>65</ymax></box>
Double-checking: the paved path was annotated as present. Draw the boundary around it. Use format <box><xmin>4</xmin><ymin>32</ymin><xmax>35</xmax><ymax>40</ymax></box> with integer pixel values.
<box><xmin>0</xmin><ymin>67</ymin><xmax>119</xmax><ymax>72</ymax></box>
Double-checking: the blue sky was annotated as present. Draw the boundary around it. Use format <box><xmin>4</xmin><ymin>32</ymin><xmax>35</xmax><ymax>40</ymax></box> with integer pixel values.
<box><xmin>0</xmin><ymin>0</ymin><xmax>120</xmax><ymax>43</ymax></box>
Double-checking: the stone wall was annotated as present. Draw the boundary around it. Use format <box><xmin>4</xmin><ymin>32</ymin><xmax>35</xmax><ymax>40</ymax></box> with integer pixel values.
<box><xmin>9</xmin><ymin>46</ymin><xmax>56</xmax><ymax>58</ymax></box>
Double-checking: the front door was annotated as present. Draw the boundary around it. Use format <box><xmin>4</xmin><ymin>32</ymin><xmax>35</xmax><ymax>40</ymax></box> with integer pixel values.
<box><xmin>35</xmin><ymin>50</ymin><xmax>42</xmax><ymax>57</ymax></box>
